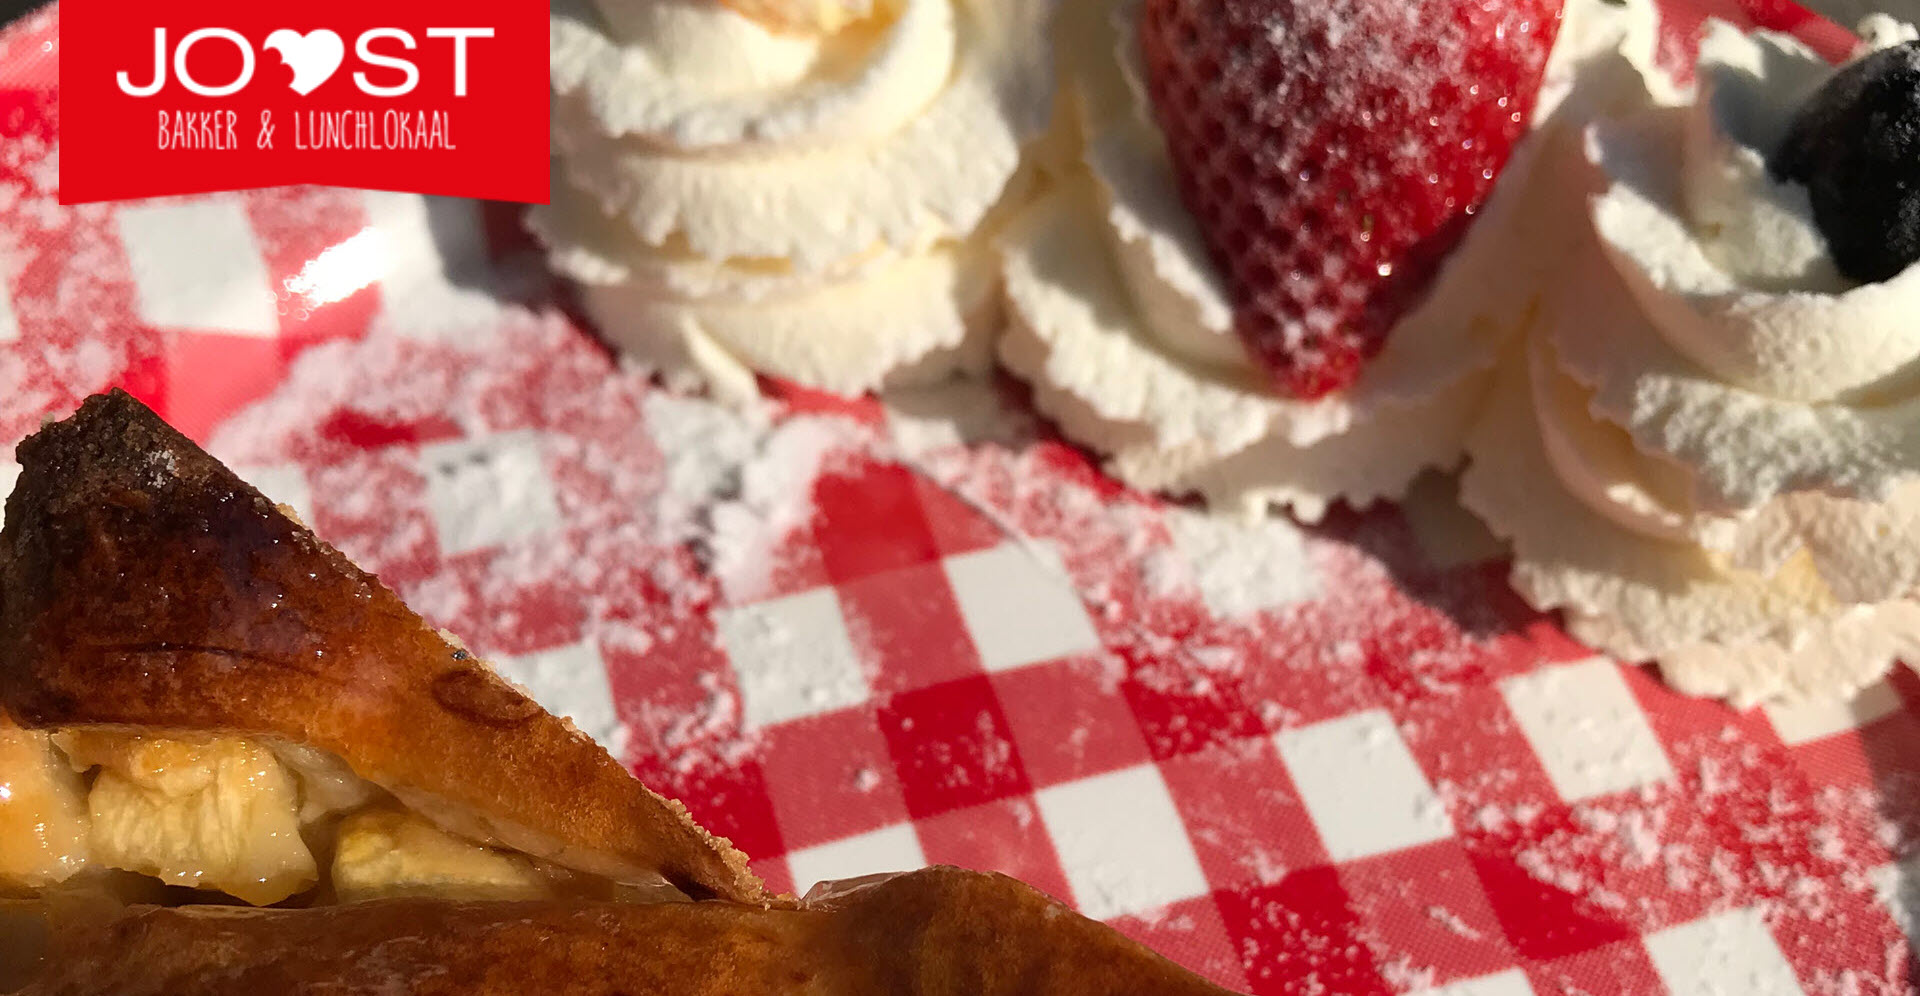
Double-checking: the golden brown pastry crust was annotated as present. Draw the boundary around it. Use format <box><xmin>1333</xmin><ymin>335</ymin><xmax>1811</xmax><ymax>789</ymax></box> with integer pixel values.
<box><xmin>16</xmin><ymin>868</ymin><xmax>1235</xmax><ymax>995</ymax></box>
<box><xmin>0</xmin><ymin>393</ymin><xmax>1243</xmax><ymax>995</ymax></box>
<box><xmin>0</xmin><ymin>391</ymin><xmax>761</xmax><ymax>905</ymax></box>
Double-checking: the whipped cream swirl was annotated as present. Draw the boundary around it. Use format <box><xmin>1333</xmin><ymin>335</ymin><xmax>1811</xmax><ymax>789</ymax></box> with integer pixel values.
<box><xmin>995</xmin><ymin>0</ymin><xmax>1657</xmax><ymax>520</ymax></box>
<box><xmin>538</xmin><ymin>0</ymin><xmax>1053</xmax><ymax>400</ymax></box>
<box><xmin>1463</xmin><ymin>20</ymin><xmax>1920</xmax><ymax>704</ymax></box>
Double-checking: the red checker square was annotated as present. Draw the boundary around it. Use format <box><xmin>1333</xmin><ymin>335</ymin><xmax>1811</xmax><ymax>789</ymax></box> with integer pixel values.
<box><xmin>811</xmin><ymin>458</ymin><xmax>942</xmax><ymax>584</ymax></box>
<box><xmin>592</xmin><ymin>542</ymin><xmax>714</xmax><ymax>633</ymax></box>
<box><xmin>1785</xmin><ymin>743</ymin><xmax>1915</xmax><ymax>877</ymax></box>
<box><xmin>1424</xmin><ymin>578</ymin><xmax>1601</xmax><ymax>690</ymax></box>
<box><xmin>1215</xmin><ymin>866</ymin><xmax>1392</xmax><ymax>996</ymax></box>
<box><xmin>1464</xmin><ymin>838</ymin><xmax>1641</xmax><ymax>965</ymax></box>
<box><xmin>762</xmin><ymin>380</ymin><xmax>888</xmax><ymax>422</ymax></box>
<box><xmin>1822</xmin><ymin>711</ymin><xmax>1920</xmax><ymax>857</ymax></box>
<box><xmin>542</xmin><ymin>443</ymin><xmax>624</xmax><ymax>528</ymax></box>
<box><xmin>757</xmin><ymin>707</ymin><xmax>911</xmax><ymax>852</ymax></box>
<box><xmin>1337</xmin><ymin>841</ymin><xmax>1517</xmax><ymax>986</ymax></box>
<box><xmin>1236</xmin><ymin>620</ymin><xmax>1389</xmax><ymax>729</ymax></box>
<box><xmin>318</xmin><ymin>407</ymin><xmax>463</xmax><ymax>451</ymax></box>
<box><xmin>1781</xmin><ymin>767</ymin><xmax>1900</xmax><ymax>873</ymax></box>
<box><xmin>601</xmin><ymin>593</ymin><xmax>735</xmax><ymax>760</ymax></box>
<box><xmin>1521</xmin><ymin>938</ymin><xmax>1668</xmax><ymax>996</ymax></box>
<box><xmin>1109</xmin><ymin>895</ymin><xmax>1251</xmax><ymax>995</ymax></box>
<box><xmin>910</xmin><ymin>472</ymin><xmax>1007</xmax><ymax>558</ymax></box>
<box><xmin>240</xmin><ymin>188</ymin><xmax>377</xmax><ymax>351</ymax></box>
<box><xmin>11</xmin><ymin>238</ymin><xmax>148</xmax><ymax>430</ymax></box>
<box><xmin>1607</xmin><ymin>709</ymin><xmax>1850</xmax><ymax>923</ymax></box>
<box><xmin>1526</xmin><ymin>792</ymin><xmax>1724</xmax><ymax>934</ymax></box>
<box><xmin>748</xmin><ymin>854</ymin><xmax>796</xmax><ymax>899</ymax></box>
<box><xmin>1626</xmin><ymin>662</ymin><xmax>1780</xmax><ymax>772</ymax></box>
<box><xmin>305</xmin><ymin>450</ymin><xmax>440</xmax><ymax>586</ymax></box>
<box><xmin>1769</xmin><ymin>883</ymin><xmax>1916</xmax><ymax>994</ymax></box>
<box><xmin>1888</xmin><ymin>663</ymin><xmax>1920</xmax><ymax>709</ymax></box>
<box><xmin>876</xmin><ymin>674</ymin><xmax>1034</xmax><ymax>818</ymax></box>
<box><xmin>1345</xmin><ymin>594</ymin><xmax>1539</xmax><ymax>710</ymax></box>
<box><xmin>628</xmin><ymin>753</ymin><xmax>786</xmax><ymax>867</ymax></box>
<box><xmin>1790</xmin><ymin>705</ymin><xmax>1920</xmax><ymax>794</ymax></box>
<box><xmin>1391</xmin><ymin>684</ymin><xmax>1561</xmax><ymax>824</ymax></box>
<box><xmin>536</xmin><ymin>378</ymin><xmax>646</xmax><ymax>459</ymax></box>
<box><xmin>1856</xmin><ymin>708</ymin><xmax>1920</xmax><ymax>789</ymax></box>
<box><xmin>0</xmin><ymin>88</ymin><xmax>55</xmax><ymax>148</ymax></box>
<box><xmin>432</xmin><ymin>544</ymin><xmax>589</xmax><ymax>657</ymax></box>
<box><xmin>1156</xmin><ymin>738</ymin><xmax>1328</xmax><ymax>891</ymax></box>
<box><xmin>113</xmin><ymin>350</ymin><xmax>173</xmax><ymax>432</ymax></box>
<box><xmin>1119</xmin><ymin>646</ymin><xmax>1266</xmax><ymax>762</ymax></box>
<box><xmin>991</xmin><ymin>657</ymin><xmax>1151</xmax><ymax>789</ymax></box>
<box><xmin>914</xmin><ymin>796</ymin><xmax>1072</xmax><ymax>905</ymax></box>
<box><xmin>834</xmin><ymin>561</ymin><xmax>983</xmax><ymax>696</ymax></box>
<box><xmin>162</xmin><ymin>333</ymin><xmax>291</xmax><ymax>444</ymax></box>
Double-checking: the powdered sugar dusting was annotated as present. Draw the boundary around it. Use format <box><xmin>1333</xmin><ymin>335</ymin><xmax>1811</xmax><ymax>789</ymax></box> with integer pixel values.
<box><xmin>104</xmin><ymin>279</ymin><xmax>1920</xmax><ymax>993</ymax></box>
<box><xmin>0</xmin><ymin>92</ymin><xmax>159</xmax><ymax>443</ymax></box>
<box><xmin>213</xmin><ymin>313</ymin><xmax>869</xmax><ymax>770</ymax></box>
<box><xmin>708</xmin><ymin>415</ymin><xmax>875</xmax><ymax>604</ymax></box>
<box><xmin>1155</xmin><ymin>507</ymin><xmax>1320</xmax><ymax>619</ymax></box>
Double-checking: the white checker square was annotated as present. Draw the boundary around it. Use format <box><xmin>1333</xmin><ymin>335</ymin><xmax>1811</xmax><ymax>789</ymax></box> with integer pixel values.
<box><xmin>785</xmin><ymin>823</ymin><xmax>925</xmax><ymax>894</ymax></box>
<box><xmin>362</xmin><ymin>192</ymin><xmax>505</xmax><ymax>340</ymax></box>
<box><xmin>1163</xmin><ymin>508</ymin><xmax>1319</xmax><ymax>618</ymax></box>
<box><xmin>1035</xmin><ymin>764</ymin><xmax>1209</xmax><ymax>920</ymax></box>
<box><xmin>1275</xmin><ymin>710</ymin><xmax>1453</xmax><ymax>861</ymax></box>
<box><xmin>115</xmin><ymin>199</ymin><xmax>278</xmax><ymax>336</ymax></box>
<box><xmin>1644</xmin><ymin>908</ymin><xmax>1805</xmax><ymax>995</ymax></box>
<box><xmin>1765</xmin><ymin>681</ymin><xmax>1905</xmax><ymax>746</ymax></box>
<box><xmin>1412</xmin><ymin>970</ymin><xmax>1535</xmax><ymax>996</ymax></box>
<box><xmin>716</xmin><ymin>588</ymin><xmax>869</xmax><ymax>729</ymax></box>
<box><xmin>943</xmin><ymin>542</ymin><xmax>1101</xmax><ymax>672</ymax></box>
<box><xmin>1501</xmin><ymin>658</ymin><xmax>1674</xmax><ymax>803</ymax></box>
<box><xmin>419</xmin><ymin>431</ymin><xmax>562</xmax><ymax>556</ymax></box>
<box><xmin>233</xmin><ymin>464</ymin><xmax>313</xmax><ymax>527</ymax></box>
<box><xmin>492</xmin><ymin>641</ymin><xmax>621</xmax><ymax>753</ymax></box>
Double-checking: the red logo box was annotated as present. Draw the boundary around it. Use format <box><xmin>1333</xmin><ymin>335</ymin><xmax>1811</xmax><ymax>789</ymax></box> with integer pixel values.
<box><xmin>59</xmin><ymin>0</ymin><xmax>548</xmax><ymax>203</ymax></box>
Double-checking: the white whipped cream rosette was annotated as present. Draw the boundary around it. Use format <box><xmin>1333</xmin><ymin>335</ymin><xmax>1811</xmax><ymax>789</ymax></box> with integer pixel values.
<box><xmin>1462</xmin><ymin>20</ymin><xmax>1920</xmax><ymax>705</ymax></box>
<box><xmin>541</xmin><ymin>0</ymin><xmax>1054</xmax><ymax>398</ymax></box>
<box><xmin>530</xmin><ymin>178</ymin><xmax>1005</xmax><ymax>404</ymax></box>
<box><xmin>993</xmin><ymin>0</ymin><xmax>1660</xmax><ymax>522</ymax></box>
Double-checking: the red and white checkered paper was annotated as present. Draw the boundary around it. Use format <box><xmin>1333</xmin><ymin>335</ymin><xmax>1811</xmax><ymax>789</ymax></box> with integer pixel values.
<box><xmin>6</xmin><ymin>2</ymin><xmax>1920</xmax><ymax>993</ymax></box>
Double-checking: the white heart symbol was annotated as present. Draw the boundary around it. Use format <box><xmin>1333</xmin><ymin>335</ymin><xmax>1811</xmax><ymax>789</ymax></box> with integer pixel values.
<box><xmin>263</xmin><ymin>29</ymin><xmax>344</xmax><ymax>97</ymax></box>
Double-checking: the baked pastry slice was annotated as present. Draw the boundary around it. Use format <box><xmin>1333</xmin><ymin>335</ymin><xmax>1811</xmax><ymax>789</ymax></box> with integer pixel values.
<box><xmin>0</xmin><ymin>391</ymin><xmax>1233</xmax><ymax>996</ymax></box>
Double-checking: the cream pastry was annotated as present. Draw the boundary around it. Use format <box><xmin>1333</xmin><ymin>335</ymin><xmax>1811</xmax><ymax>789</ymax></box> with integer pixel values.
<box><xmin>995</xmin><ymin>0</ymin><xmax>1660</xmax><ymax>521</ymax></box>
<box><xmin>539</xmin><ymin>0</ymin><xmax>1054</xmax><ymax>401</ymax></box>
<box><xmin>1463</xmin><ymin>18</ymin><xmax>1920</xmax><ymax>704</ymax></box>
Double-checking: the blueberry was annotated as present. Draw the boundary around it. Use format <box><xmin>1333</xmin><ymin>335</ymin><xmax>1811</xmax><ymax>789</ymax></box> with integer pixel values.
<box><xmin>1770</xmin><ymin>41</ymin><xmax>1920</xmax><ymax>284</ymax></box>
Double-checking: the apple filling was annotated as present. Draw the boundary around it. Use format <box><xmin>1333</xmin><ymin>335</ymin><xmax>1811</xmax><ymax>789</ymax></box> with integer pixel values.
<box><xmin>0</xmin><ymin>723</ymin><xmax>674</xmax><ymax>907</ymax></box>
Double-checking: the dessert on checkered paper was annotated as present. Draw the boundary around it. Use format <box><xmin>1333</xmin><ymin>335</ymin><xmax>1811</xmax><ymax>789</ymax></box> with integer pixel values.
<box><xmin>535</xmin><ymin>0</ymin><xmax>1054</xmax><ymax>403</ymax></box>
<box><xmin>1462</xmin><ymin>15</ymin><xmax>1920</xmax><ymax>705</ymax></box>
<box><xmin>992</xmin><ymin>0</ymin><xmax>1660</xmax><ymax>521</ymax></box>
<box><xmin>0</xmin><ymin>391</ymin><xmax>1234</xmax><ymax>995</ymax></box>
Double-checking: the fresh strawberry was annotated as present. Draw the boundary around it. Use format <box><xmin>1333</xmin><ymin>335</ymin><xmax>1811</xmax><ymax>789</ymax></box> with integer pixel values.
<box><xmin>1139</xmin><ymin>0</ymin><xmax>1562</xmax><ymax>398</ymax></box>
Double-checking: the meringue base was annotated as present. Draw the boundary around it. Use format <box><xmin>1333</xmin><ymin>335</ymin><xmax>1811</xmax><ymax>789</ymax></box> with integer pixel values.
<box><xmin>574</xmin><ymin>246</ymin><xmax>998</xmax><ymax>405</ymax></box>
<box><xmin>531</xmin><ymin>181</ymin><xmax>999</xmax><ymax>404</ymax></box>
<box><xmin>1463</xmin><ymin>348</ymin><xmax>1919</xmax><ymax>706</ymax></box>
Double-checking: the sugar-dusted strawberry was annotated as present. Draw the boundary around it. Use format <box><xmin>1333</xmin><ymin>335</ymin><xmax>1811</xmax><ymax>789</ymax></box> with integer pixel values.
<box><xmin>1139</xmin><ymin>0</ymin><xmax>1562</xmax><ymax>398</ymax></box>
